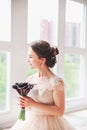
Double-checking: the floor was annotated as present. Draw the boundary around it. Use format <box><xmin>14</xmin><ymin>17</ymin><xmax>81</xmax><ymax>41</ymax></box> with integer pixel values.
<box><xmin>65</xmin><ymin>109</ymin><xmax>87</xmax><ymax>130</ymax></box>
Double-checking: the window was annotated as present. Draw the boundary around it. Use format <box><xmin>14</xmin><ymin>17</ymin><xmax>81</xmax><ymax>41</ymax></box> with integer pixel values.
<box><xmin>28</xmin><ymin>0</ymin><xmax>58</xmax><ymax>44</ymax></box>
<box><xmin>65</xmin><ymin>0</ymin><xmax>85</xmax><ymax>99</ymax></box>
<box><xmin>57</xmin><ymin>0</ymin><xmax>87</xmax><ymax>111</ymax></box>
<box><xmin>65</xmin><ymin>0</ymin><xmax>84</xmax><ymax>48</ymax></box>
<box><xmin>0</xmin><ymin>52</ymin><xmax>10</xmax><ymax>111</ymax></box>
<box><xmin>0</xmin><ymin>0</ymin><xmax>28</xmax><ymax>128</ymax></box>
<box><xmin>0</xmin><ymin>0</ymin><xmax>11</xmax><ymax>113</ymax></box>
<box><xmin>64</xmin><ymin>0</ymin><xmax>87</xmax><ymax>111</ymax></box>
<box><xmin>64</xmin><ymin>54</ymin><xmax>84</xmax><ymax>98</ymax></box>
<box><xmin>0</xmin><ymin>0</ymin><xmax>11</xmax><ymax>41</ymax></box>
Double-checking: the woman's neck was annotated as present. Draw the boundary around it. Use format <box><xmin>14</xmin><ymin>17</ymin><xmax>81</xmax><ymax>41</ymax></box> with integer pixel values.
<box><xmin>38</xmin><ymin>68</ymin><xmax>54</xmax><ymax>78</ymax></box>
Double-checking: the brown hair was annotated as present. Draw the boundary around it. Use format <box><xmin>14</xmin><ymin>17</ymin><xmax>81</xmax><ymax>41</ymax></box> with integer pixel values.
<box><xmin>29</xmin><ymin>40</ymin><xmax>59</xmax><ymax>68</ymax></box>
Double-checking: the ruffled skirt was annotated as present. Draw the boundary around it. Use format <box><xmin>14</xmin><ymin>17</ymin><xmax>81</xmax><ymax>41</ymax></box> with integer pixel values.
<box><xmin>4</xmin><ymin>109</ymin><xmax>75</xmax><ymax>130</ymax></box>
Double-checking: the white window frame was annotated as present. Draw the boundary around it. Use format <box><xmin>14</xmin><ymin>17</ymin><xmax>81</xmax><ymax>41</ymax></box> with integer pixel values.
<box><xmin>58</xmin><ymin>0</ymin><xmax>87</xmax><ymax>112</ymax></box>
<box><xmin>0</xmin><ymin>0</ymin><xmax>28</xmax><ymax>128</ymax></box>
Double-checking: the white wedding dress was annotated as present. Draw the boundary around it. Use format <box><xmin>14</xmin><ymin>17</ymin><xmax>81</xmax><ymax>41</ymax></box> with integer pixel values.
<box><xmin>4</xmin><ymin>73</ymin><xmax>76</xmax><ymax>130</ymax></box>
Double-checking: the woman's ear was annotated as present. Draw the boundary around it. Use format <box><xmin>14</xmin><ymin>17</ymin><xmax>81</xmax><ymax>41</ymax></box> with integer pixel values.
<box><xmin>41</xmin><ymin>58</ymin><xmax>46</xmax><ymax>64</ymax></box>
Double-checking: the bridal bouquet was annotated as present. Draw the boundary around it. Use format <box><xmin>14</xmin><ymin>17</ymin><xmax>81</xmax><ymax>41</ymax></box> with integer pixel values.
<box><xmin>12</xmin><ymin>82</ymin><xmax>35</xmax><ymax>120</ymax></box>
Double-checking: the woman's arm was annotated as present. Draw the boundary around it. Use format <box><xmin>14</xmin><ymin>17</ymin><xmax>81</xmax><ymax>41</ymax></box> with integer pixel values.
<box><xmin>19</xmin><ymin>81</ymin><xmax>65</xmax><ymax>116</ymax></box>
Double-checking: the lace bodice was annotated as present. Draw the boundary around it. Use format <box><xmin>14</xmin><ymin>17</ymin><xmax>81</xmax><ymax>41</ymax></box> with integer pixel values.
<box><xmin>27</xmin><ymin>73</ymin><xmax>64</xmax><ymax>105</ymax></box>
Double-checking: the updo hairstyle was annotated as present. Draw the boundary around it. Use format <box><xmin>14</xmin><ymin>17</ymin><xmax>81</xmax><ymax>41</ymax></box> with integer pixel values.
<box><xmin>30</xmin><ymin>40</ymin><xmax>59</xmax><ymax>68</ymax></box>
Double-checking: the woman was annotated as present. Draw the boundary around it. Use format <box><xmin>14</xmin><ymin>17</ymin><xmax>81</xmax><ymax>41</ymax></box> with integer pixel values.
<box><xmin>5</xmin><ymin>40</ymin><xmax>75</xmax><ymax>130</ymax></box>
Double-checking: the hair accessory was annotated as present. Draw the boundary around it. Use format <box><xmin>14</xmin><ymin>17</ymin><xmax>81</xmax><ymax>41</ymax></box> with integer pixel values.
<box><xmin>53</xmin><ymin>48</ymin><xmax>59</xmax><ymax>56</ymax></box>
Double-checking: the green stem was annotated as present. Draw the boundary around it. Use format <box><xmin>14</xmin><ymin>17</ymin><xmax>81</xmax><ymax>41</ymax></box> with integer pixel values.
<box><xmin>19</xmin><ymin>108</ymin><xmax>25</xmax><ymax>120</ymax></box>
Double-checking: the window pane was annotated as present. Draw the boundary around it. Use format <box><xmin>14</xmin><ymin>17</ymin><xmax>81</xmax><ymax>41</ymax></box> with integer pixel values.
<box><xmin>64</xmin><ymin>54</ymin><xmax>84</xmax><ymax>99</ymax></box>
<box><xmin>0</xmin><ymin>52</ymin><xmax>10</xmax><ymax>111</ymax></box>
<box><xmin>65</xmin><ymin>0</ymin><xmax>84</xmax><ymax>48</ymax></box>
<box><xmin>0</xmin><ymin>0</ymin><xmax>11</xmax><ymax>41</ymax></box>
<box><xmin>28</xmin><ymin>0</ymin><xmax>58</xmax><ymax>45</ymax></box>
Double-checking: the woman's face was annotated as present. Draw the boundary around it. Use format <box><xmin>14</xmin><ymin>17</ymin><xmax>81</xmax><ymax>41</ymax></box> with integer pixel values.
<box><xmin>27</xmin><ymin>47</ymin><xmax>43</xmax><ymax>69</ymax></box>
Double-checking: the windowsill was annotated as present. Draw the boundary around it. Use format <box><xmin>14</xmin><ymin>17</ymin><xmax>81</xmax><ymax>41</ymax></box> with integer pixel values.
<box><xmin>64</xmin><ymin>109</ymin><xmax>87</xmax><ymax>130</ymax></box>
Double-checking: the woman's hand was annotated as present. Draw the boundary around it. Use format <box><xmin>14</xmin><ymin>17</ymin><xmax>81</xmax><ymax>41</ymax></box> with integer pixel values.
<box><xmin>18</xmin><ymin>96</ymin><xmax>35</xmax><ymax>108</ymax></box>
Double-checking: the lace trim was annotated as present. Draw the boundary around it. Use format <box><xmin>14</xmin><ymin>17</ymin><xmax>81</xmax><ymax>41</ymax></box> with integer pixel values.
<box><xmin>34</xmin><ymin>77</ymin><xmax>64</xmax><ymax>96</ymax></box>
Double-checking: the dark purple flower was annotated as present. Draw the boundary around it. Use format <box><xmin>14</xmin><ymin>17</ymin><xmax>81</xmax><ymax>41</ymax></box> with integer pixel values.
<box><xmin>12</xmin><ymin>82</ymin><xmax>35</xmax><ymax>120</ymax></box>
